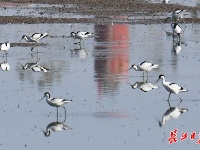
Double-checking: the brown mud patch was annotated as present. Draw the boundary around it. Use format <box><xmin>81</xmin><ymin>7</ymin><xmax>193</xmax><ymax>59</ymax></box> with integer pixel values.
<box><xmin>0</xmin><ymin>0</ymin><xmax>200</xmax><ymax>24</ymax></box>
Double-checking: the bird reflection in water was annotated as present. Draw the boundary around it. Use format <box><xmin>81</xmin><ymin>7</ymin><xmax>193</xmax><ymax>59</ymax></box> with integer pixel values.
<box><xmin>0</xmin><ymin>54</ymin><xmax>10</xmax><ymax>71</ymax></box>
<box><xmin>172</xmin><ymin>40</ymin><xmax>183</xmax><ymax>55</ymax></box>
<box><xmin>129</xmin><ymin>78</ymin><xmax>158</xmax><ymax>92</ymax></box>
<box><xmin>42</xmin><ymin>112</ymin><xmax>72</xmax><ymax>137</ymax></box>
<box><xmin>19</xmin><ymin>47</ymin><xmax>49</xmax><ymax>72</ymax></box>
<box><xmin>159</xmin><ymin>100</ymin><xmax>188</xmax><ymax>127</ymax></box>
<box><xmin>70</xmin><ymin>45</ymin><xmax>89</xmax><ymax>59</ymax></box>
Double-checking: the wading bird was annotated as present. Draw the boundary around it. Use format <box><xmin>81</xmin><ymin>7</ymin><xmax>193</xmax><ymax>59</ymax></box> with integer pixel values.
<box><xmin>40</xmin><ymin>92</ymin><xmax>72</xmax><ymax>114</ymax></box>
<box><xmin>69</xmin><ymin>31</ymin><xmax>93</xmax><ymax>44</ymax></box>
<box><xmin>129</xmin><ymin>61</ymin><xmax>158</xmax><ymax>77</ymax></box>
<box><xmin>165</xmin><ymin>9</ymin><xmax>186</xmax><ymax>23</ymax></box>
<box><xmin>171</xmin><ymin>23</ymin><xmax>181</xmax><ymax>42</ymax></box>
<box><xmin>19</xmin><ymin>33</ymin><xmax>48</xmax><ymax>43</ymax></box>
<box><xmin>156</xmin><ymin>75</ymin><xmax>188</xmax><ymax>101</ymax></box>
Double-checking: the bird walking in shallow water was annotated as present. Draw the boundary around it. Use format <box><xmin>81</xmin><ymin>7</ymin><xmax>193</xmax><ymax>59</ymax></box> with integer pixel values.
<box><xmin>156</xmin><ymin>75</ymin><xmax>188</xmax><ymax>101</ymax></box>
<box><xmin>171</xmin><ymin>23</ymin><xmax>181</xmax><ymax>42</ymax></box>
<box><xmin>19</xmin><ymin>33</ymin><xmax>48</xmax><ymax>43</ymax></box>
<box><xmin>165</xmin><ymin>9</ymin><xmax>186</xmax><ymax>23</ymax></box>
<box><xmin>69</xmin><ymin>31</ymin><xmax>93</xmax><ymax>45</ymax></box>
<box><xmin>129</xmin><ymin>61</ymin><xmax>158</xmax><ymax>77</ymax></box>
<box><xmin>0</xmin><ymin>42</ymin><xmax>10</xmax><ymax>55</ymax></box>
<box><xmin>40</xmin><ymin>92</ymin><xmax>72</xmax><ymax>114</ymax></box>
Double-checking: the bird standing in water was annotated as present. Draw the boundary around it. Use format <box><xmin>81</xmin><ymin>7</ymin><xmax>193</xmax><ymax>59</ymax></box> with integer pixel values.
<box><xmin>40</xmin><ymin>92</ymin><xmax>72</xmax><ymax>114</ymax></box>
<box><xmin>156</xmin><ymin>74</ymin><xmax>188</xmax><ymax>101</ymax></box>
<box><xmin>129</xmin><ymin>61</ymin><xmax>158</xmax><ymax>77</ymax></box>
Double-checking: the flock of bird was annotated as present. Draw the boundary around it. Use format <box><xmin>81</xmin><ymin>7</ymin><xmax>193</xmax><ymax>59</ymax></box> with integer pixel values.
<box><xmin>0</xmin><ymin>7</ymin><xmax>188</xmax><ymax>127</ymax></box>
<box><xmin>0</xmin><ymin>30</ymin><xmax>93</xmax><ymax>119</ymax></box>
<box><xmin>128</xmin><ymin>8</ymin><xmax>189</xmax><ymax>126</ymax></box>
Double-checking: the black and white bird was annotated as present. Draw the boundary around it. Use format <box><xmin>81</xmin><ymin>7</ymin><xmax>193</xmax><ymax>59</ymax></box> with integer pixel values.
<box><xmin>19</xmin><ymin>33</ymin><xmax>48</xmax><ymax>43</ymax></box>
<box><xmin>171</xmin><ymin>23</ymin><xmax>181</xmax><ymax>41</ymax></box>
<box><xmin>42</xmin><ymin>121</ymin><xmax>72</xmax><ymax>137</ymax></box>
<box><xmin>0</xmin><ymin>42</ymin><xmax>10</xmax><ymax>55</ymax></box>
<box><xmin>129</xmin><ymin>81</ymin><xmax>158</xmax><ymax>92</ymax></box>
<box><xmin>129</xmin><ymin>61</ymin><xmax>158</xmax><ymax>76</ymax></box>
<box><xmin>40</xmin><ymin>92</ymin><xmax>72</xmax><ymax>113</ymax></box>
<box><xmin>69</xmin><ymin>31</ymin><xmax>93</xmax><ymax>44</ymax></box>
<box><xmin>172</xmin><ymin>9</ymin><xmax>185</xmax><ymax>22</ymax></box>
<box><xmin>166</xmin><ymin>9</ymin><xmax>186</xmax><ymax>23</ymax></box>
<box><xmin>162</xmin><ymin>0</ymin><xmax>169</xmax><ymax>4</ymax></box>
<box><xmin>156</xmin><ymin>75</ymin><xmax>188</xmax><ymax>100</ymax></box>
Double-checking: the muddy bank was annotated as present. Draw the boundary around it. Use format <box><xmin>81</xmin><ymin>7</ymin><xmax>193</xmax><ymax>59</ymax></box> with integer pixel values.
<box><xmin>0</xmin><ymin>0</ymin><xmax>200</xmax><ymax>24</ymax></box>
<box><xmin>1</xmin><ymin>16</ymin><xmax>199</xmax><ymax>24</ymax></box>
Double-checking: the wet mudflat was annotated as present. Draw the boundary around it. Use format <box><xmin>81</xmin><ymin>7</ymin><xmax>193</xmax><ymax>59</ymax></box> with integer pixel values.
<box><xmin>0</xmin><ymin>0</ymin><xmax>200</xmax><ymax>150</ymax></box>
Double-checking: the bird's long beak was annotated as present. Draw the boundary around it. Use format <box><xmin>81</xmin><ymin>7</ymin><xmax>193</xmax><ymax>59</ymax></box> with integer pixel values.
<box><xmin>39</xmin><ymin>96</ymin><xmax>45</xmax><ymax>101</ymax></box>
<box><xmin>128</xmin><ymin>66</ymin><xmax>133</xmax><ymax>70</ymax></box>
<box><xmin>154</xmin><ymin>78</ymin><xmax>160</xmax><ymax>84</ymax></box>
<box><xmin>19</xmin><ymin>38</ymin><xmax>23</xmax><ymax>42</ymax></box>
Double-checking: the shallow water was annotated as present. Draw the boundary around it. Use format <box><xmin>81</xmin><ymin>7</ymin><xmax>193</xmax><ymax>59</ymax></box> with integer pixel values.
<box><xmin>0</xmin><ymin>0</ymin><xmax>200</xmax><ymax>149</ymax></box>
<box><xmin>0</xmin><ymin>21</ymin><xmax>200</xmax><ymax>149</ymax></box>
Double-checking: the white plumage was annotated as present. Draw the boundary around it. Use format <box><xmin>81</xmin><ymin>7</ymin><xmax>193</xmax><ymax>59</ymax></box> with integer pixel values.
<box><xmin>40</xmin><ymin>92</ymin><xmax>72</xmax><ymax>109</ymax></box>
<box><xmin>162</xmin><ymin>0</ymin><xmax>169</xmax><ymax>4</ymax></box>
<box><xmin>171</xmin><ymin>23</ymin><xmax>181</xmax><ymax>42</ymax></box>
<box><xmin>165</xmin><ymin>9</ymin><xmax>185</xmax><ymax>23</ymax></box>
<box><xmin>172</xmin><ymin>9</ymin><xmax>185</xmax><ymax>22</ymax></box>
<box><xmin>171</xmin><ymin>23</ymin><xmax>181</xmax><ymax>35</ymax></box>
<box><xmin>129</xmin><ymin>61</ymin><xmax>158</xmax><ymax>76</ymax></box>
<box><xmin>70</xmin><ymin>31</ymin><xmax>93</xmax><ymax>44</ymax></box>
<box><xmin>159</xmin><ymin>106</ymin><xmax>188</xmax><ymax>127</ymax></box>
<box><xmin>0</xmin><ymin>42</ymin><xmax>10</xmax><ymax>54</ymax></box>
<box><xmin>156</xmin><ymin>75</ymin><xmax>188</xmax><ymax>100</ymax></box>
<box><xmin>19</xmin><ymin>33</ymin><xmax>48</xmax><ymax>43</ymax></box>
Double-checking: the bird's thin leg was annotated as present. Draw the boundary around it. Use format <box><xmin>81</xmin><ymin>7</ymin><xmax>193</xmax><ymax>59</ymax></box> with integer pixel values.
<box><xmin>167</xmin><ymin>93</ymin><xmax>171</xmax><ymax>101</ymax></box>
<box><xmin>142</xmin><ymin>72</ymin><xmax>144</xmax><ymax>77</ymax></box>
<box><xmin>146</xmin><ymin>71</ymin><xmax>149</xmax><ymax>81</ymax></box>
<box><xmin>177</xmin><ymin>94</ymin><xmax>183</xmax><ymax>102</ymax></box>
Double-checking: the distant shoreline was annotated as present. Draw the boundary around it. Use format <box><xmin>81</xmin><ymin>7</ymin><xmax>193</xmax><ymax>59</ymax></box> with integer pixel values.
<box><xmin>0</xmin><ymin>0</ymin><xmax>199</xmax><ymax>24</ymax></box>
